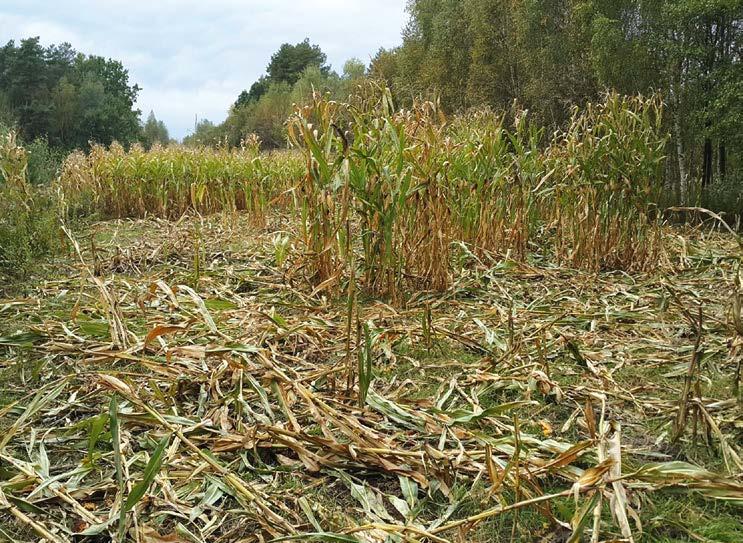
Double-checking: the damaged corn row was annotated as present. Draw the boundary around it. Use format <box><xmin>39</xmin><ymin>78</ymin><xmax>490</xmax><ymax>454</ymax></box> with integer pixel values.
<box><xmin>288</xmin><ymin>87</ymin><xmax>666</xmax><ymax>300</ymax></box>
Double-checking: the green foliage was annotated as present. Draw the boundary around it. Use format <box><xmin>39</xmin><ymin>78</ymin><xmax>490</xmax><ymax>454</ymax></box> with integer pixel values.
<box><xmin>701</xmin><ymin>173</ymin><xmax>743</xmax><ymax>223</ymax></box>
<box><xmin>369</xmin><ymin>48</ymin><xmax>401</xmax><ymax>91</ymax></box>
<box><xmin>0</xmin><ymin>131</ymin><xmax>60</xmax><ymax>278</ymax></box>
<box><xmin>245</xmin><ymin>81</ymin><xmax>294</xmax><ymax>148</ymax></box>
<box><xmin>267</xmin><ymin>38</ymin><xmax>330</xmax><ymax>85</ymax></box>
<box><xmin>123</xmin><ymin>434</ymin><xmax>170</xmax><ymax>513</ymax></box>
<box><xmin>140</xmin><ymin>110</ymin><xmax>170</xmax><ymax>149</ymax></box>
<box><xmin>235</xmin><ymin>75</ymin><xmax>270</xmax><ymax>107</ymax></box>
<box><xmin>0</xmin><ymin>92</ymin><xmax>16</xmax><ymax>129</ymax></box>
<box><xmin>0</xmin><ymin>37</ymin><xmax>142</xmax><ymax>150</ymax></box>
<box><xmin>25</xmin><ymin>137</ymin><xmax>65</xmax><ymax>185</ymax></box>
<box><xmin>197</xmin><ymin>42</ymin><xmax>369</xmax><ymax>150</ymax></box>
<box><xmin>342</xmin><ymin>58</ymin><xmax>366</xmax><ymax>81</ymax></box>
<box><xmin>232</xmin><ymin>38</ymin><xmax>331</xmax><ymax>114</ymax></box>
<box><xmin>182</xmin><ymin>119</ymin><xmax>222</xmax><ymax>147</ymax></box>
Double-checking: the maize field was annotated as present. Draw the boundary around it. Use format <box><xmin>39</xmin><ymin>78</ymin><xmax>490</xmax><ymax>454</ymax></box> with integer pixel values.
<box><xmin>1</xmin><ymin>89</ymin><xmax>741</xmax><ymax>543</ymax></box>
<box><xmin>59</xmin><ymin>139</ymin><xmax>304</xmax><ymax>221</ymax></box>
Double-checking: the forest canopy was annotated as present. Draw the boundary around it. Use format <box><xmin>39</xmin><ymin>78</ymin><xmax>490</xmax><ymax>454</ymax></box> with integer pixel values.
<box><xmin>0</xmin><ymin>37</ymin><xmax>142</xmax><ymax>150</ymax></box>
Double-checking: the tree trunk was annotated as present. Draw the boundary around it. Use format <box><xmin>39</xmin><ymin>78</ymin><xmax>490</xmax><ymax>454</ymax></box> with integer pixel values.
<box><xmin>702</xmin><ymin>134</ymin><xmax>713</xmax><ymax>187</ymax></box>
<box><xmin>718</xmin><ymin>142</ymin><xmax>726</xmax><ymax>180</ymax></box>
<box><xmin>674</xmin><ymin>112</ymin><xmax>688</xmax><ymax>202</ymax></box>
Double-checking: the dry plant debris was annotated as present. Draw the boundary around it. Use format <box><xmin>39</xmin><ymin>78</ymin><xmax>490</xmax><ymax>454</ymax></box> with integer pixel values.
<box><xmin>0</xmin><ymin>214</ymin><xmax>741</xmax><ymax>542</ymax></box>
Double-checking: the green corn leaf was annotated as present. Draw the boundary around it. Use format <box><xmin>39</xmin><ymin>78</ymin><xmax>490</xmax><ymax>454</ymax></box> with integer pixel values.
<box><xmin>124</xmin><ymin>434</ymin><xmax>170</xmax><ymax>512</ymax></box>
<box><xmin>110</xmin><ymin>395</ymin><xmax>126</xmax><ymax>541</ymax></box>
<box><xmin>567</xmin><ymin>491</ymin><xmax>601</xmax><ymax>543</ymax></box>
<box><xmin>87</xmin><ymin>413</ymin><xmax>109</xmax><ymax>463</ymax></box>
<box><xmin>445</xmin><ymin>401</ymin><xmax>536</xmax><ymax>424</ymax></box>
<box><xmin>269</xmin><ymin>533</ymin><xmax>363</xmax><ymax>543</ymax></box>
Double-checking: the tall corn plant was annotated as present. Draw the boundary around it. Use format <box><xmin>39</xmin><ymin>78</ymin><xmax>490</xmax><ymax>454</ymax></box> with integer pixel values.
<box><xmin>446</xmin><ymin>110</ymin><xmax>509</xmax><ymax>250</ymax></box>
<box><xmin>348</xmin><ymin>89</ymin><xmax>455</xmax><ymax>297</ymax></box>
<box><xmin>289</xmin><ymin>86</ymin><xmax>455</xmax><ymax>299</ymax></box>
<box><xmin>347</xmin><ymin>87</ymin><xmax>414</xmax><ymax>299</ymax></box>
<box><xmin>549</xmin><ymin>93</ymin><xmax>665</xmax><ymax>271</ymax></box>
<box><xmin>396</xmin><ymin>99</ymin><xmax>453</xmax><ymax>292</ymax></box>
<box><xmin>287</xmin><ymin>93</ymin><xmax>351</xmax><ymax>285</ymax></box>
<box><xmin>0</xmin><ymin>131</ymin><xmax>30</xmax><ymax>195</ymax></box>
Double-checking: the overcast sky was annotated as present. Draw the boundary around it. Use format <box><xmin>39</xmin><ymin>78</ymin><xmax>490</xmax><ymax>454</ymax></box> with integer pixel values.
<box><xmin>0</xmin><ymin>0</ymin><xmax>408</xmax><ymax>139</ymax></box>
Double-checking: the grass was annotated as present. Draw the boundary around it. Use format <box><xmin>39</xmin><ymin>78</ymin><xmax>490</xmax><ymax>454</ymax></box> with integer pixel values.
<box><xmin>642</xmin><ymin>494</ymin><xmax>743</xmax><ymax>542</ymax></box>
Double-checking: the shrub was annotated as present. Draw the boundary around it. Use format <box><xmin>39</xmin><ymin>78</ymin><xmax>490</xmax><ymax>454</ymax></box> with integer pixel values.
<box><xmin>0</xmin><ymin>131</ymin><xmax>60</xmax><ymax>279</ymax></box>
<box><xmin>701</xmin><ymin>174</ymin><xmax>743</xmax><ymax>227</ymax></box>
<box><xmin>25</xmin><ymin>137</ymin><xmax>65</xmax><ymax>185</ymax></box>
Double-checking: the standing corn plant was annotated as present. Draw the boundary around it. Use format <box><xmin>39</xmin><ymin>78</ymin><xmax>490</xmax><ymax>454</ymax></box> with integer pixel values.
<box><xmin>548</xmin><ymin>93</ymin><xmax>666</xmax><ymax>271</ymax></box>
<box><xmin>58</xmin><ymin>140</ymin><xmax>303</xmax><ymax>221</ymax></box>
<box><xmin>347</xmin><ymin>88</ymin><xmax>414</xmax><ymax>299</ymax></box>
<box><xmin>57</xmin><ymin>87</ymin><xmax>668</xmax><ymax>299</ymax></box>
<box><xmin>287</xmin><ymin>93</ymin><xmax>351</xmax><ymax>286</ymax></box>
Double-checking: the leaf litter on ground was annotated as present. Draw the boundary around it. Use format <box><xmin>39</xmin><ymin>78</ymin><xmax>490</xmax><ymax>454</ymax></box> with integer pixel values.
<box><xmin>0</xmin><ymin>214</ymin><xmax>741</xmax><ymax>542</ymax></box>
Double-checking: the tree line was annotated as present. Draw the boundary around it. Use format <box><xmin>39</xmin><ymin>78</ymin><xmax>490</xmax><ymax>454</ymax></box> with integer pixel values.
<box><xmin>0</xmin><ymin>37</ymin><xmax>169</xmax><ymax>174</ymax></box>
<box><xmin>370</xmin><ymin>0</ymin><xmax>742</xmax><ymax>205</ymax></box>
<box><xmin>2</xmin><ymin>2</ymin><xmax>741</xmax><ymax>210</ymax></box>
<box><xmin>183</xmin><ymin>39</ymin><xmax>366</xmax><ymax>148</ymax></box>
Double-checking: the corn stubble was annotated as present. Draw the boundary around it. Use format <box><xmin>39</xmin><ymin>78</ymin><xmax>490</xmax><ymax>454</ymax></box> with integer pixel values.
<box><xmin>1</xmin><ymin>216</ymin><xmax>740</xmax><ymax>543</ymax></box>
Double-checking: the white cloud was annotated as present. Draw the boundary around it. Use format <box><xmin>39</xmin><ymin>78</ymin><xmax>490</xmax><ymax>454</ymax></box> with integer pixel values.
<box><xmin>138</xmin><ymin>83</ymin><xmax>242</xmax><ymax>137</ymax></box>
<box><xmin>0</xmin><ymin>0</ymin><xmax>408</xmax><ymax>139</ymax></box>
